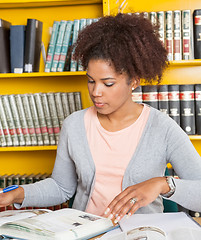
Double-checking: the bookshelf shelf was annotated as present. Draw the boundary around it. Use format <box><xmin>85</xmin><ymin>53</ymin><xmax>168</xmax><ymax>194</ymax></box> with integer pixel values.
<box><xmin>0</xmin><ymin>146</ymin><xmax>57</xmax><ymax>152</ymax></box>
<box><xmin>170</xmin><ymin>60</ymin><xmax>201</xmax><ymax>66</ymax></box>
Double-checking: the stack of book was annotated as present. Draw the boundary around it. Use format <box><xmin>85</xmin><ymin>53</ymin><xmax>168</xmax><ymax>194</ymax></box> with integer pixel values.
<box><xmin>0</xmin><ymin>18</ymin><xmax>43</xmax><ymax>74</ymax></box>
<box><xmin>0</xmin><ymin>173</ymin><xmax>69</xmax><ymax>212</ymax></box>
<box><xmin>0</xmin><ymin>91</ymin><xmax>82</xmax><ymax>147</ymax></box>
<box><xmin>132</xmin><ymin>84</ymin><xmax>201</xmax><ymax>135</ymax></box>
<box><xmin>44</xmin><ymin>18</ymin><xmax>99</xmax><ymax>72</ymax></box>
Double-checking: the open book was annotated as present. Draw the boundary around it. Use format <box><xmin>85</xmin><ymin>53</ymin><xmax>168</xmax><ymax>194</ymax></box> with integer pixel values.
<box><xmin>100</xmin><ymin>212</ymin><xmax>201</xmax><ymax>240</ymax></box>
<box><xmin>0</xmin><ymin>208</ymin><xmax>116</xmax><ymax>240</ymax></box>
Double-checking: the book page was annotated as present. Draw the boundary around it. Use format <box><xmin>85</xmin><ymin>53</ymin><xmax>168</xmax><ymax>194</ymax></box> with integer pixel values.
<box><xmin>168</xmin><ymin>227</ymin><xmax>201</xmax><ymax>240</ymax></box>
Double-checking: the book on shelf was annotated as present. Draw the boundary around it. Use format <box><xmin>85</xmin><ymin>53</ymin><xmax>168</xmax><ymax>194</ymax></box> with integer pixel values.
<box><xmin>173</xmin><ymin>10</ymin><xmax>182</xmax><ymax>61</ymax></box>
<box><xmin>57</xmin><ymin>20</ymin><xmax>73</xmax><ymax>72</ymax></box>
<box><xmin>0</xmin><ymin>119</ymin><xmax>6</xmax><ymax>147</ymax></box>
<box><xmin>142</xmin><ymin>85</ymin><xmax>159</xmax><ymax>110</ymax></box>
<box><xmin>0</xmin><ymin>19</ymin><xmax>11</xmax><ymax>73</ymax></box>
<box><xmin>74</xmin><ymin>92</ymin><xmax>83</xmax><ymax>111</ymax></box>
<box><xmin>102</xmin><ymin>212</ymin><xmax>201</xmax><ymax>240</ymax></box>
<box><xmin>61</xmin><ymin>92</ymin><xmax>71</xmax><ymax>119</ymax></box>
<box><xmin>78</xmin><ymin>19</ymin><xmax>87</xmax><ymax>71</ymax></box>
<box><xmin>44</xmin><ymin>20</ymin><xmax>60</xmax><ymax>72</ymax></box>
<box><xmin>132</xmin><ymin>86</ymin><xmax>143</xmax><ymax>103</ymax></box>
<box><xmin>54</xmin><ymin>92</ymin><xmax>65</xmax><ymax>128</ymax></box>
<box><xmin>180</xmin><ymin>84</ymin><xmax>196</xmax><ymax>135</ymax></box>
<box><xmin>193</xmin><ymin>9</ymin><xmax>201</xmax><ymax>59</ymax></box>
<box><xmin>165</xmin><ymin>11</ymin><xmax>174</xmax><ymax>61</ymax></box>
<box><xmin>0</xmin><ymin>208</ymin><xmax>116</xmax><ymax>240</ymax></box>
<box><xmin>34</xmin><ymin>93</ymin><xmax>50</xmax><ymax>145</ymax></box>
<box><xmin>195</xmin><ymin>84</ymin><xmax>201</xmax><ymax>135</ymax></box>
<box><xmin>182</xmin><ymin>10</ymin><xmax>194</xmax><ymax>60</ymax></box>
<box><xmin>10</xmin><ymin>25</ymin><xmax>25</xmax><ymax>74</ymax></box>
<box><xmin>24</xmin><ymin>19</ymin><xmax>43</xmax><ymax>73</ymax></box>
<box><xmin>168</xmin><ymin>84</ymin><xmax>180</xmax><ymax>126</ymax></box>
<box><xmin>68</xmin><ymin>92</ymin><xmax>77</xmax><ymax>113</ymax></box>
<box><xmin>70</xmin><ymin>19</ymin><xmax>80</xmax><ymax>72</ymax></box>
<box><xmin>158</xmin><ymin>85</ymin><xmax>169</xmax><ymax>115</ymax></box>
<box><xmin>157</xmin><ymin>11</ymin><xmax>165</xmax><ymax>46</ymax></box>
<box><xmin>51</xmin><ymin>20</ymin><xmax>67</xmax><ymax>72</ymax></box>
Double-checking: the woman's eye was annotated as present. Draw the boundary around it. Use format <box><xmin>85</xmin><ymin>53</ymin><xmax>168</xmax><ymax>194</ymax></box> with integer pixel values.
<box><xmin>88</xmin><ymin>80</ymin><xmax>95</xmax><ymax>84</ymax></box>
<box><xmin>105</xmin><ymin>83</ymin><xmax>114</xmax><ymax>87</ymax></box>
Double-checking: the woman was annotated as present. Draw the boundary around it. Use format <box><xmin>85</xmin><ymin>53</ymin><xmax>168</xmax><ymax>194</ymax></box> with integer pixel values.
<box><xmin>0</xmin><ymin>13</ymin><xmax>201</xmax><ymax>224</ymax></box>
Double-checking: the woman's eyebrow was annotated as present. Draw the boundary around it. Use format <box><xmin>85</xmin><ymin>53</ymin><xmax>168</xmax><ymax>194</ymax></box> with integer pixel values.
<box><xmin>86</xmin><ymin>73</ymin><xmax>115</xmax><ymax>81</ymax></box>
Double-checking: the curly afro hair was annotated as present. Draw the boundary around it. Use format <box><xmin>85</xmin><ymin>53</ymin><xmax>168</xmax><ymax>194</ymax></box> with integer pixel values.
<box><xmin>73</xmin><ymin>13</ymin><xmax>168</xmax><ymax>84</ymax></box>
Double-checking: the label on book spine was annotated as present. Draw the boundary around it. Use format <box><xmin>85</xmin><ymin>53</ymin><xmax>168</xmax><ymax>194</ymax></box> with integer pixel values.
<box><xmin>168</xmin><ymin>85</ymin><xmax>180</xmax><ymax>125</ymax></box>
<box><xmin>165</xmin><ymin>11</ymin><xmax>173</xmax><ymax>61</ymax></box>
<box><xmin>132</xmin><ymin>86</ymin><xmax>142</xmax><ymax>103</ymax></box>
<box><xmin>173</xmin><ymin>10</ymin><xmax>182</xmax><ymax>60</ymax></box>
<box><xmin>158</xmin><ymin>85</ymin><xmax>169</xmax><ymax>115</ymax></box>
<box><xmin>142</xmin><ymin>85</ymin><xmax>159</xmax><ymax>109</ymax></box>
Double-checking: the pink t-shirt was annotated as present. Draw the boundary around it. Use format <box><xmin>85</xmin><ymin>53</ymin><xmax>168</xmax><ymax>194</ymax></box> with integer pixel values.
<box><xmin>84</xmin><ymin>105</ymin><xmax>150</xmax><ymax>216</ymax></box>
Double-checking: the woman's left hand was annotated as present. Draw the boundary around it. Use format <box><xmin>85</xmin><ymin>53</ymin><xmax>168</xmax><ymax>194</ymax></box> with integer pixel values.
<box><xmin>103</xmin><ymin>177</ymin><xmax>169</xmax><ymax>223</ymax></box>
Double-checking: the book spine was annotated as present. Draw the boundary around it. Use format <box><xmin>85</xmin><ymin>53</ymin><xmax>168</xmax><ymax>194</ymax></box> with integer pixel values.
<box><xmin>33</xmin><ymin>20</ymin><xmax>43</xmax><ymax>72</ymax></box>
<box><xmin>149</xmin><ymin>11</ymin><xmax>157</xmax><ymax>26</ymax></box>
<box><xmin>86</xmin><ymin>18</ymin><xmax>93</xmax><ymax>26</ymax></box>
<box><xmin>74</xmin><ymin>92</ymin><xmax>82</xmax><ymax>111</ymax></box>
<box><xmin>182</xmin><ymin>10</ymin><xmax>193</xmax><ymax>60</ymax></box>
<box><xmin>143</xmin><ymin>12</ymin><xmax>149</xmax><ymax>19</ymax></box>
<box><xmin>67</xmin><ymin>92</ymin><xmax>76</xmax><ymax>113</ymax></box>
<box><xmin>0</xmin><ymin>119</ymin><xmax>6</xmax><ymax>147</ymax></box>
<box><xmin>14</xmin><ymin>94</ymin><xmax>32</xmax><ymax>146</ymax></box>
<box><xmin>142</xmin><ymin>85</ymin><xmax>159</xmax><ymax>109</ymax></box>
<box><xmin>78</xmin><ymin>19</ymin><xmax>87</xmax><ymax>71</ymax></box>
<box><xmin>195</xmin><ymin>84</ymin><xmax>201</xmax><ymax>134</ymax></box>
<box><xmin>173</xmin><ymin>10</ymin><xmax>182</xmax><ymax>60</ymax></box>
<box><xmin>21</xmin><ymin>94</ymin><xmax>38</xmax><ymax>146</ymax></box>
<box><xmin>0</xmin><ymin>97</ymin><xmax>13</xmax><ymax>146</ymax></box>
<box><xmin>70</xmin><ymin>19</ymin><xmax>80</xmax><ymax>72</ymax></box>
<box><xmin>158</xmin><ymin>85</ymin><xmax>169</xmax><ymax>115</ymax></box>
<box><xmin>132</xmin><ymin>86</ymin><xmax>143</xmax><ymax>103</ymax></box>
<box><xmin>34</xmin><ymin>93</ymin><xmax>50</xmax><ymax>145</ymax></box>
<box><xmin>193</xmin><ymin>9</ymin><xmax>201</xmax><ymax>59</ymax></box>
<box><xmin>44</xmin><ymin>21</ymin><xmax>60</xmax><ymax>72</ymax></box>
<box><xmin>157</xmin><ymin>11</ymin><xmax>165</xmax><ymax>46</ymax></box>
<box><xmin>51</xmin><ymin>20</ymin><xmax>67</xmax><ymax>72</ymax></box>
<box><xmin>28</xmin><ymin>94</ymin><xmax>44</xmax><ymax>145</ymax></box>
<box><xmin>180</xmin><ymin>84</ymin><xmax>196</xmax><ymax>135</ymax></box>
<box><xmin>57</xmin><ymin>20</ymin><xmax>73</xmax><ymax>72</ymax></box>
<box><xmin>61</xmin><ymin>92</ymin><xmax>70</xmax><ymax>119</ymax></box>
<box><xmin>47</xmin><ymin>92</ymin><xmax>60</xmax><ymax>144</ymax></box>
<box><xmin>1</xmin><ymin>95</ymin><xmax>19</xmax><ymax>146</ymax></box>
<box><xmin>165</xmin><ymin>11</ymin><xmax>174</xmax><ymax>61</ymax></box>
<box><xmin>168</xmin><ymin>84</ymin><xmax>180</xmax><ymax>125</ymax></box>
<box><xmin>41</xmin><ymin>93</ymin><xmax>56</xmax><ymax>145</ymax></box>
<box><xmin>54</xmin><ymin>92</ymin><xmax>65</xmax><ymax>128</ymax></box>
<box><xmin>10</xmin><ymin>25</ymin><xmax>25</xmax><ymax>73</ymax></box>
<box><xmin>8</xmin><ymin>95</ymin><xmax>26</xmax><ymax>146</ymax></box>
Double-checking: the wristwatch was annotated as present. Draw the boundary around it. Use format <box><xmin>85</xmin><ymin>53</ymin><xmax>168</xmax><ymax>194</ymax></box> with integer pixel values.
<box><xmin>161</xmin><ymin>176</ymin><xmax>176</xmax><ymax>198</ymax></box>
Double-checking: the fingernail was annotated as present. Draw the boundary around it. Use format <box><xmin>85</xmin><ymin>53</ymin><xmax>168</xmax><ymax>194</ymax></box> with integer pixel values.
<box><xmin>114</xmin><ymin>216</ymin><xmax>121</xmax><ymax>223</ymax></box>
<box><xmin>126</xmin><ymin>214</ymin><xmax>130</xmax><ymax>219</ymax></box>
<box><xmin>115</xmin><ymin>214</ymin><xmax>118</xmax><ymax>218</ymax></box>
<box><xmin>108</xmin><ymin>213</ymin><xmax>114</xmax><ymax>219</ymax></box>
<box><xmin>128</xmin><ymin>212</ymin><xmax>132</xmax><ymax>217</ymax></box>
<box><xmin>104</xmin><ymin>208</ymin><xmax>110</xmax><ymax>215</ymax></box>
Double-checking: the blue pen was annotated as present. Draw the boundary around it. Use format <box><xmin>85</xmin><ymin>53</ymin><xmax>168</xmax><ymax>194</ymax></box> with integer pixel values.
<box><xmin>0</xmin><ymin>185</ymin><xmax>19</xmax><ymax>194</ymax></box>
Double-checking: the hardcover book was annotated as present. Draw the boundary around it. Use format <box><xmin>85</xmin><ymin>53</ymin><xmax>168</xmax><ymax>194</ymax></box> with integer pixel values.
<box><xmin>193</xmin><ymin>9</ymin><xmax>201</xmax><ymax>59</ymax></box>
<box><xmin>180</xmin><ymin>84</ymin><xmax>196</xmax><ymax>135</ymax></box>
<box><xmin>158</xmin><ymin>85</ymin><xmax>169</xmax><ymax>115</ymax></box>
<box><xmin>0</xmin><ymin>19</ymin><xmax>11</xmax><ymax>73</ymax></box>
<box><xmin>70</xmin><ymin>19</ymin><xmax>80</xmax><ymax>72</ymax></box>
<box><xmin>132</xmin><ymin>86</ymin><xmax>143</xmax><ymax>103</ymax></box>
<box><xmin>54</xmin><ymin>92</ymin><xmax>65</xmax><ymax>128</ymax></box>
<box><xmin>157</xmin><ymin>11</ymin><xmax>165</xmax><ymax>46</ymax></box>
<box><xmin>195</xmin><ymin>84</ymin><xmax>201</xmax><ymax>134</ymax></box>
<box><xmin>61</xmin><ymin>92</ymin><xmax>71</xmax><ymax>119</ymax></box>
<box><xmin>165</xmin><ymin>11</ymin><xmax>174</xmax><ymax>61</ymax></box>
<box><xmin>173</xmin><ymin>10</ymin><xmax>182</xmax><ymax>60</ymax></box>
<box><xmin>168</xmin><ymin>84</ymin><xmax>180</xmax><ymax>125</ymax></box>
<box><xmin>142</xmin><ymin>85</ymin><xmax>159</xmax><ymax>109</ymax></box>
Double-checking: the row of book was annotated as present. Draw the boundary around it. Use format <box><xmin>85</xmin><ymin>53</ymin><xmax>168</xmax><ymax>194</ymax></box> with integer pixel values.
<box><xmin>0</xmin><ymin>173</ymin><xmax>69</xmax><ymax>212</ymax></box>
<box><xmin>132</xmin><ymin>84</ymin><xmax>201</xmax><ymax>135</ymax></box>
<box><xmin>139</xmin><ymin>9</ymin><xmax>201</xmax><ymax>61</ymax></box>
<box><xmin>0</xmin><ymin>18</ymin><xmax>43</xmax><ymax>73</ymax></box>
<box><xmin>0</xmin><ymin>91</ymin><xmax>82</xmax><ymax>147</ymax></box>
<box><xmin>44</xmin><ymin>18</ymin><xmax>98</xmax><ymax>73</ymax></box>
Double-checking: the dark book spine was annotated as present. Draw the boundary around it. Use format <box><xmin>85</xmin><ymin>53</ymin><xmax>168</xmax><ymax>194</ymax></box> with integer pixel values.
<box><xmin>193</xmin><ymin>9</ymin><xmax>201</xmax><ymax>59</ymax></box>
<box><xmin>168</xmin><ymin>84</ymin><xmax>180</xmax><ymax>125</ymax></box>
<box><xmin>180</xmin><ymin>85</ymin><xmax>195</xmax><ymax>135</ymax></box>
<box><xmin>195</xmin><ymin>84</ymin><xmax>201</xmax><ymax>134</ymax></box>
<box><xmin>34</xmin><ymin>20</ymin><xmax>43</xmax><ymax>72</ymax></box>
<box><xmin>142</xmin><ymin>85</ymin><xmax>159</xmax><ymax>109</ymax></box>
<box><xmin>158</xmin><ymin>85</ymin><xmax>169</xmax><ymax>115</ymax></box>
<box><xmin>132</xmin><ymin>86</ymin><xmax>142</xmax><ymax>103</ymax></box>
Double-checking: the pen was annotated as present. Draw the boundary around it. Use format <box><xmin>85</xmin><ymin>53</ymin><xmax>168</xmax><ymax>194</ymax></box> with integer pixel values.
<box><xmin>0</xmin><ymin>185</ymin><xmax>19</xmax><ymax>194</ymax></box>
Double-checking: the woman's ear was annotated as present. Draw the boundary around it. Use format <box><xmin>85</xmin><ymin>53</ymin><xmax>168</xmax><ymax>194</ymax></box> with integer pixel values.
<box><xmin>131</xmin><ymin>78</ymin><xmax>140</xmax><ymax>90</ymax></box>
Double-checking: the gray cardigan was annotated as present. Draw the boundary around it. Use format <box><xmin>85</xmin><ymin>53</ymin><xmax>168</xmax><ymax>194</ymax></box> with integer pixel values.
<box><xmin>17</xmin><ymin>106</ymin><xmax>201</xmax><ymax>213</ymax></box>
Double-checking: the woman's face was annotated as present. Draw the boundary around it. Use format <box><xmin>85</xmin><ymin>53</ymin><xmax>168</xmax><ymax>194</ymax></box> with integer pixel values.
<box><xmin>87</xmin><ymin>59</ymin><xmax>135</xmax><ymax>115</ymax></box>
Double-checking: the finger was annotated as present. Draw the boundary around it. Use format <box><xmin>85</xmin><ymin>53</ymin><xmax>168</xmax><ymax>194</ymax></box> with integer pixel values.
<box><xmin>127</xmin><ymin>198</ymin><xmax>145</xmax><ymax>217</ymax></box>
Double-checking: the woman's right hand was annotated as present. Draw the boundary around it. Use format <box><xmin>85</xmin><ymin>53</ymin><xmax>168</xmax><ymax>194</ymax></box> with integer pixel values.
<box><xmin>0</xmin><ymin>186</ymin><xmax>25</xmax><ymax>207</ymax></box>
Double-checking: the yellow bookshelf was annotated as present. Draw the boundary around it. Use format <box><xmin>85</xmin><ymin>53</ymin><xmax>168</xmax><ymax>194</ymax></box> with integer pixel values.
<box><xmin>0</xmin><ymin>0</ymin><xmax>101</xmax><ymax>175</ymax></box>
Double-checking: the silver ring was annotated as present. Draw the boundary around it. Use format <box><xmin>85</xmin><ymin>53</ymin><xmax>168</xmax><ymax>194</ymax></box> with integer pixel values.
<box><xmin>130</xmin><ymin>197</ymin><xmax>137</xmax><ymax>204</ymax></box>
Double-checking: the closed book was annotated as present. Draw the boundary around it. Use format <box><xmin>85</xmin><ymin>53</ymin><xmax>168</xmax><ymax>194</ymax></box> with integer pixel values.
<box><xmin>78</xmin><ymin>19</ymin><xmax>87</xmax><ymax>71</ymax></box>
<box><xmin>182</xmin><ymin>10</ymin><xmax>194</xmax><ymax>60</ymax></box>
<box><xmin>165</xmin><ymin>11</ymin><xmax>174</xmax><ymax>61</ymax></box>
<box><xmin>10</xmin><ymin>25</ymin><xmax>25</xmax><ymax>73</ymax></box>
<box><xmin>132</xmin><ymin>86</ymin><xmax>143</xmax><ymax>103</ymax></box>
<box><xmin>51</xmin><ymin>20</ymin><xmax>67</xmax><ymax>72</ymax></box>
<box><xmin>24</xmin><ymin>19</ymin><xmax>43</xmax><ymax>72</ymax></box>
<box><xmin>173</xmin><ymin>10</ymin><xmax>182</xmax><ymax>60</ymax></box>
<box><xmin>180</xmin><ymin>85</ymin><xmax>195</xmax><ymax>135</ymax></box>
<box><xmin>193</xmin><ymin>9</ymin><xmax>201</xmax><ymax>59</ymax></box>
<box><xmin>195</xmin><ymin>84</ymin><xmax>201</xmax><ymax>134</ymax></box>
<box><xmin>150</xmin><ymin>12</ymin><xmax>157</xmax><ymax>26</ymax></box>
<box><xmin>158</xmin><ymin>85</ymin><xmax>169</xmax><ymax>115</ymax></box>
<box><xmin>168</xmin><ymin>84</ymin><xmax>180</xmax><ymax>125</ymax></box>
<box><xmin>61</xmin><ymin>92</ymin><xmax>71</xmax><ymax>119</ymax></box>
<box><xmin>142</xmin><ymin>85</ymin><xmax>159</xmax><ymax>109</ymax></box>
<box><xmin>70</xmin><ymin>19</ymin><xmax>80</xmax><ymax>71</ymax></box>
<box><xmin>44</xmin><ymin>21</ymin><xmax>60</xmax><ymax>72</ymax></box>
<box><xmin>157</xmin><ymin>11</ymin><xmax>165</xmax><ymax>46</ymax></box>
<box><xmin>67</xmin><ymin>92</ymin><xmax>76</xmax><ymax>113</ymax></box>
<box><xmin>0</xmin><ymin>19</ymin><xmax>11</xmax><ymax>73</ymax></box>
<box><xmin>54</xmin><ymin>92</ymin><xmax>65</xmax><ymax>128</ymax></box>
<box><xmin>0</xmin><ymin>119</ymin><xmax>6</xmax><ymax>147</ymax></box>
<box><xmin>57</xmin><ymin>20</ymin><xmax>73</xmax><ymax>72</ymax></box>
<box><xmin>74</xmin><ymin>92</ymin><xmax>82</xmax><ymax>111</ymax></box>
